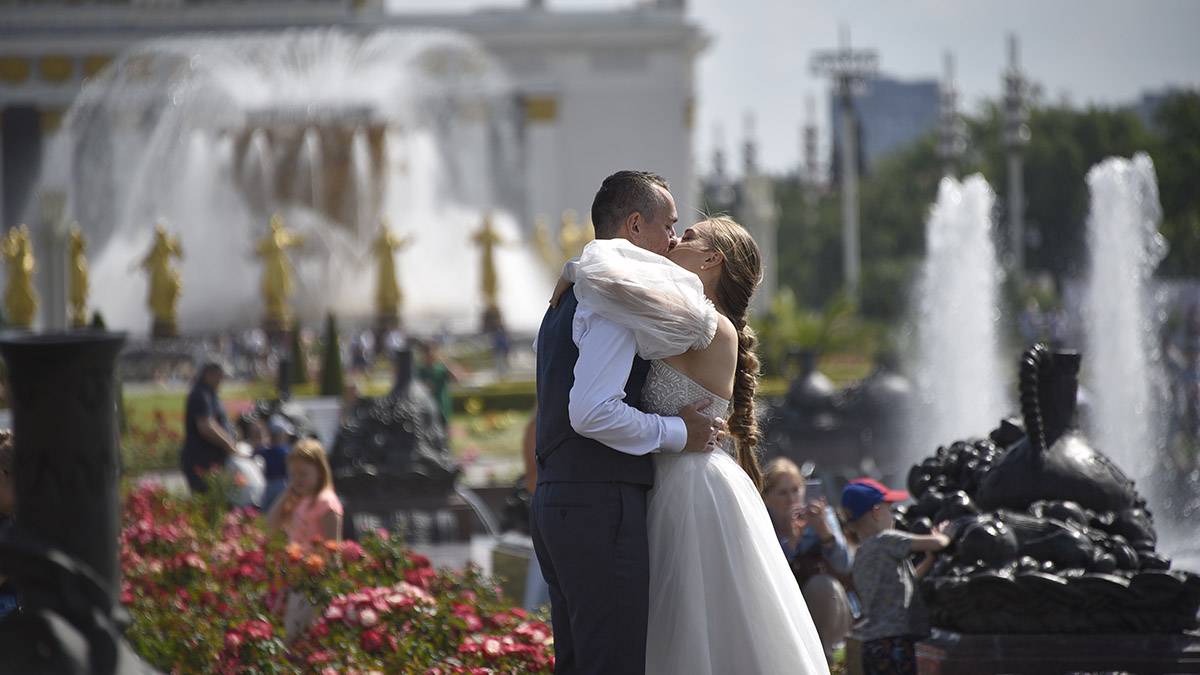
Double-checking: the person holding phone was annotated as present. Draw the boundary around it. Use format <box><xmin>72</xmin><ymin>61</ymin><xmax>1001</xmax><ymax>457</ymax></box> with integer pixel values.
<box><xmin>762</xmin><ymin>457</ymin><xmax>854</xmax><ymax>661</ymax></box>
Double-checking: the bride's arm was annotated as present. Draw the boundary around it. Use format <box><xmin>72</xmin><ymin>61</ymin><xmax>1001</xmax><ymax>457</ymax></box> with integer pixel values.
<box><xmin>567</xmin><ymin>239</ymin><xmax>718</xmax><ymax>360</ymax></box>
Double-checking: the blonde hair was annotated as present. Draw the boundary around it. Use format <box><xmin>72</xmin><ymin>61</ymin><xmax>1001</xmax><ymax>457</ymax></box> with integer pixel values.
<box><xmin>287</xmin><ymin>438</ymin><xmax>334</xmax><ymax>495</ymax></box>
<box><xmin>695</xmin><ymin>216</ymin><xmax>764</xmax><ymax>490</ymax></box>
<box><xmin>761</xmin><ymin>457</ymin><xmax>803</xmax><ymax>496</ymax></box>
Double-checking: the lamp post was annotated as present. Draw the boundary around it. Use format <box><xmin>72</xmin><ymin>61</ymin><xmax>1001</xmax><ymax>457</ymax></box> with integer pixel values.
<box><xmin>1003</xmin><ymin>35</ymin><xmax>1031</xmax><ymax>281</ymax></box>
<box><xmin>812</xmin><ymin>29</ymin><xmax>877</xmax><ymax>306</ymax></box>
<box><xmin>938</xmin><ymin>53</ymin><xmax>967</xmax><ymax>178</ymax></box>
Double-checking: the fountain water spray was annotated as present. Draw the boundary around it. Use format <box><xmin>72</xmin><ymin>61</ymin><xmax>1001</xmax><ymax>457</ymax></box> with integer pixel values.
<box><xmin>61</xmin><ymin>29</ymin><xmax>546</xmax><ymax>334</ymax></box>
<box><xmin>909</xmin><ymin>174</ymin><xmax>1009</xmax><ymax>462</ymax></box>
<box><xmin>1080</xmin><ymin>153</ymin><xmax>1185</xmax><ymax>553</ymax></box>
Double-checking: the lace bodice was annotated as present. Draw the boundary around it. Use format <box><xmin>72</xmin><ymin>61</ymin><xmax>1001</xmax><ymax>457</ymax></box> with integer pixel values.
<box><xmin>642</xmin><ymin>361</ymin><xmax>735</xmax><ymax>456</ymax></box>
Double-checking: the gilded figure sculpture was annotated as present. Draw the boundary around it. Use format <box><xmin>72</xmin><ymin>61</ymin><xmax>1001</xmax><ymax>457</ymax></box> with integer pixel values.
<box><xmin>372</xmin><ymin>219</ymin><xmax>412</xmax><ymax>319</ymax></box>
<box><xmin>2</xmin><ymin>225</ymin><xmax>38</xmax><ymax>329</ymax></box>
<box><xmin>255</xmin><ymin>213</ymin><xmax>305</xmax><ymax>326</ymax></box>
<box><xmin>139</xmin><ymin>223</ymin><xmax>183</xmax><ymax>337</ymax></box>
<box><xmin>472</xmin><ymin>212</ymin><xmax>503</xmax><ymax>330</ymax></box>
<box><xmin>558</xmin><ymin>208</ymin><xmax>591</xmax><ymax>261</ymax></box>
<box><xmin>68</xmin><ymin>223</ymin><xmax>89</xmax><ymax>328</ymax></box>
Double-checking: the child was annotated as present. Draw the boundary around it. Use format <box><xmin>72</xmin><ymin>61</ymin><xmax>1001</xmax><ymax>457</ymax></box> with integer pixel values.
<box><xmin>0</xmin><ymin>429</ymin><xmax>18</xmax><ymax>618</ymax></box>
<box><xmin>256</xmin><ymin>415</ymin><xmax>293</xmax><ymax>511</ymax></box>
<box><xmin>264</xmin><ymin>438</ymin><xmax>343</xmax><ymax>640</ymax></box>
<box><xmin>265</xmin><ymin>438</ymin><xmax>342</xmax><ymax>549</ymax></box>
<box><xmin>841</xmin><ymin>479</ymin><xmax>950</xmax><ymax>675</ymax></box>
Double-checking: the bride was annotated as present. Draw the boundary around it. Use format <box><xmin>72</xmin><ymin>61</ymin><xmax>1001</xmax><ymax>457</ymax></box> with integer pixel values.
<box><xmin>557</xmin><ymin>216</ymin><xmax>830</xmax><ymax>674</ymax></box>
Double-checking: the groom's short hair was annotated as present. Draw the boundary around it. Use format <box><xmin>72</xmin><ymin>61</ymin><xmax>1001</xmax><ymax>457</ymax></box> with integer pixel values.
<box><xmin>591</xmin><ymin>170</ymin><xmax>670</xmax><ymax>239</ymax></box>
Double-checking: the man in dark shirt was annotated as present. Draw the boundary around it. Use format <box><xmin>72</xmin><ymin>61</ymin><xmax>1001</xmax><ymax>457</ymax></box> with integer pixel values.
<box><xmin>181</xmin><ymin>360</ymin><xmax>238</xmax><ymax>493</ymax></box>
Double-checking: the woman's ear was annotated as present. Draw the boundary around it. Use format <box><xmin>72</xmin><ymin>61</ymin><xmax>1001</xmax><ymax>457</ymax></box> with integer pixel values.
<box><xmin>706</xmin><ymin>251</ymin><xmax>725</xmax><ymax>268</ymax></box>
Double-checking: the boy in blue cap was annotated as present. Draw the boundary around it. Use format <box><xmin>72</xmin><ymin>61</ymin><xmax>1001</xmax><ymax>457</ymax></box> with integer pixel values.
<box><xmin>841</xmin><ymin>479</ymin><xmax>950</xmax><ymax>675</ymax></box>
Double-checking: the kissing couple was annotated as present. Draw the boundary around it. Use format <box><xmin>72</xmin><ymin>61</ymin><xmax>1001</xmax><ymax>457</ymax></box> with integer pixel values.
<box><xmin>530</xmin><ymin>171</ymin><xmax>829</xmax><ymax>674</ymax></box>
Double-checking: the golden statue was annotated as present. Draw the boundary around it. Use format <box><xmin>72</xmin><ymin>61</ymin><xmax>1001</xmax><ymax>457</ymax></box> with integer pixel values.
<box><xmin>371</xmin><ymin>219</ymin><xmax>412</xmax><ymax>319</ymax></box>
<box><xmin>68</xmin><ymin>223</ymin><xmax>89</xmax><ymax>328</ymax></box>
<box><xmin>2</xmin><ymin>225</ymin><xmax>38</xmax><ymax>329</ymax></box>
<box><xmin>532</xmin><ymin>215</ymin><xmax>558</xmax><ymax>270</ymax></box>
<box><xmin>255</xmin><ymin>213</ymin><xmax>305</xmax><ymax>327</ymax></box>
<box><xmin>140</xmin><ymin>223</ymin><xmax>183</xmax><ymax>337</ymax></box>
<box><xmin>472</xmin><ymin>211</ymin><xmax>503</xmax><ymax>330</ymax></box>
<box><xmin>558</xmin><ymin>208</ymin><xmax>591</xmax><ymax>261</ymax></box>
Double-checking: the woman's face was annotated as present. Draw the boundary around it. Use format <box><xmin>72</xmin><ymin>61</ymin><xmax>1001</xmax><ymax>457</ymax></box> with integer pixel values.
<box><xmin>763</xmin><ymin>473</ymin><xmax>805</xmax><ymax>530</ymax></box>
<box><xmin>666</xmin><ymin>223</ymin><xmax>716</xmax><ymax>277</ymax></box>
<box><xmin>290</xmin><ymin>460</ymin><xmax>322</xmax><ymax>497</ymax></box>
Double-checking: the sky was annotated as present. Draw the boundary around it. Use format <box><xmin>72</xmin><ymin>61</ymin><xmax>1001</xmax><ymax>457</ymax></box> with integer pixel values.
<box><xmin>388</xmin><ymin>0</ymin><xmax>1200</xmax><ymax>174</ymax></box>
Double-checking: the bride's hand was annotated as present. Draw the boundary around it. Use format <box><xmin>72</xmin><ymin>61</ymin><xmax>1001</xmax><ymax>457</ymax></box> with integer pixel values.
<box><xmin>549</xmin><ymin>277</ymin><xmax>573</xmax><ymax>308</ymax></box>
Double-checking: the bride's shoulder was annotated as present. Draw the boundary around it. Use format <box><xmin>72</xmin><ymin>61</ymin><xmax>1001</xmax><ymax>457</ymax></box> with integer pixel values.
<box><xmin>711</xmin><ymin>314</ymin><xmax>737</xmax><ymax>345</ymax></box>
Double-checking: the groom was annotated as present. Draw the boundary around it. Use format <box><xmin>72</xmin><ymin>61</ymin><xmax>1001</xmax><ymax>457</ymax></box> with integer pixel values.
<box><xmin>531</xmin><ymin>170</ymin><xmax>721</xmax><ymax>674</ymax></box>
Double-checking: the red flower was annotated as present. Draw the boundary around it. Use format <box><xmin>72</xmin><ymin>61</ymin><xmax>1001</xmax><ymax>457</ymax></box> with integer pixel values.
<box><xmin>360</xmin><ymin>628</ymin><xmax>385</xmax><ymax>653</ymax></box>
<box><xmin>310</xmin><ymin>621</ymin><xmax>330</xmax><ymax>638</ymax></box>
<box><xmin>409</xmin><ymin>553</ymin><xmax>432</xmax><ymax>569</ymax></box>
<box><xmin>223</xmin><ymin>631</ymin><xmax>243</xmax><ymax>651</ymax></box>
<box><xmin>306</xmin><ymin>650</ymin><xmax>334</xmax><ymax>665</ymax></box>
<box><xmin>242</xmin><ymin>619</ymin><xmax>273</xmax><ymax>641</ymax></box>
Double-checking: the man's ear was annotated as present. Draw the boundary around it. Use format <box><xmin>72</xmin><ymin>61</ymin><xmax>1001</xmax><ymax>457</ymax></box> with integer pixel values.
<box><xmin>624</xmin><ymin>211</ymin><xmax>642</xmax><ymax>238</ymax></box>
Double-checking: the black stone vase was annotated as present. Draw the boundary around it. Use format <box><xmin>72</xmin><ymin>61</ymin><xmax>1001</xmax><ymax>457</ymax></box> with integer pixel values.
<box><xmin>1</xmin><ymin>331</ymin><xmax>126</xmax><ymax>602</ymax></box>
<box><xmin>0</xmin><ymin>331</ymin><xmax>154</xmax><ymax>673</ymax></box>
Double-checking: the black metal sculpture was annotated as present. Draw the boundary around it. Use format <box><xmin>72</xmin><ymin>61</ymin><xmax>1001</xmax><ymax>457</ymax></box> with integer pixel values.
<box><xmin>763</xmin><ymin>350</ymin><xmax>913</xmax><ymax>472</ymax></box>
<box><xmin>0</xmin><ymin>331</ymin><xmax>155</xmax><ymax>674</ymax></box>
<box><xmin>900</xmin><ymin>344</ymin><xmax>1200</xmax><ymax>634</ymax></box>
<box><xmin>328</xmin><ymin>347</ymin><xmax>463</xmax><ymax>541</ymax></box>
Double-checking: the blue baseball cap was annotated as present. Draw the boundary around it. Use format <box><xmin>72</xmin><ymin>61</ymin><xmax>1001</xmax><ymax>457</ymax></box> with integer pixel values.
<box><xmin>841</xmin><ymin>480</ymin><xmax>907</xmax><ymax>521</ymax></box>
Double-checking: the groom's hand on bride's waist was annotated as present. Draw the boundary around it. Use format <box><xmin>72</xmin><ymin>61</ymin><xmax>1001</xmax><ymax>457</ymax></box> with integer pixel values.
<box><xmin>679</xmin><ymin>401</ymin><xmax>726</xmax><ymax>453</ymax></box>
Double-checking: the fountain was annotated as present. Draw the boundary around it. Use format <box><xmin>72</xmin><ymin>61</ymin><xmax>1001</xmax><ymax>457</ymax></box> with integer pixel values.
<box><xmin>902</xmin><ymin>344</ymin><xmax>1200</xmax><ymax>672</ymax></box>
<box><xmin>1080</xmin><ymin>154</ymin><xmax>1183</xmax><ymax>524</ymax></box>
<box><xmin>908</xmin><ymin>174</ymin><xmax>1008</xmax><ymax>466</ymax></box>
<box><xmin>61</xmin><ymin>29</ymin><xmax>550</xmax><ymax>335</ymax></box>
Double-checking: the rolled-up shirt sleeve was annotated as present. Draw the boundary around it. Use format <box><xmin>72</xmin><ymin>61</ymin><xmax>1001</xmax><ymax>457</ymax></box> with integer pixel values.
<box><xmin>567</xmin><ymin>309</ymin><xmax>687</xmax><ymax>455</ymax></box>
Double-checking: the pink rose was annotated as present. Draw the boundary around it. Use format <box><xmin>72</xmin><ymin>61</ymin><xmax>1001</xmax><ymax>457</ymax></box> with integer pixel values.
<box><xmin>483</xmin><ymin>638</ymin><xmax>502</xmax><ymax>658</ymax></box>
<box><xmin>359</xmin><ymin>608</ymin><xmax>379</xmax><ymax>628</ymax></box>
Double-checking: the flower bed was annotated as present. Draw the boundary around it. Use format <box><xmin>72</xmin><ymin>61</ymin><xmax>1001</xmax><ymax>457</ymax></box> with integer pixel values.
<box><xmin>121</xmin><ymin>482</ymin><xmax>553</xmax><ymax>673</ymax></box>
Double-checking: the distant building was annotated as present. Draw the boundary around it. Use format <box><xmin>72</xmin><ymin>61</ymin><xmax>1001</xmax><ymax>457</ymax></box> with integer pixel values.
<box><xmin>0</xmin><ymin>0</ymin><xmax>706</xmax><ymax>243</ymax></box>
<box><xmin>1128</xmin><ymin>87</ymin><xmax>1187</xmax><ymax>134</ymax></box>
<box><xmin>830</xmin><ymin>75</ymin><xmax>939</xmax><ymax>176</ymax></box>
<box><xmin>0</xmin><ymin>0</ymin><xmax>707</xmax><ymax>331</ymax></box>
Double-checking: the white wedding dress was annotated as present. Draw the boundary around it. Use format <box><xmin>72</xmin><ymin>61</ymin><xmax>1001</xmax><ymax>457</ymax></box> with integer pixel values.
<box><xmin>567</xmin><ymin>240</ymin><xmax>830</xmax><ymax>675</ymax></box>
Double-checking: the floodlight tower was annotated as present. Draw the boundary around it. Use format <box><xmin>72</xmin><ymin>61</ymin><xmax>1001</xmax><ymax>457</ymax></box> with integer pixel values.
<box><xmin>811</xmin><ymin>28</ymin><xmax>877</xmax><ymax>305</ymax></box>
<box><xmin>938</xmin><ymin>52</ymin><xmax>967</xmax><ymax>177</ymax></box>
<box><xmin>1003</xmin><ymin>34</ymin><xmax>1031</xmax><ymax>280</ymax></box>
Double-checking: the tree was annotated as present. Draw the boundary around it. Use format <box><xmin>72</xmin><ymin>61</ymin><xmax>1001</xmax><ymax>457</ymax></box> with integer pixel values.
<box><xmin>289</xmin><ymin>321</ymin><xmax>309</xmax><ymax>387</ymax></box>
<box><xmin>968</xmin><ymin>102</ymin><xmax>1156</xmax><ymax>282</ymax></box>
<box><xmin>319</xmin><ymin>312</ymin><xmax>345</xmax><ymax>397</ymax></box>
<box><xmin>1148</xmin><ymin>91</ymin><xmax>1200</xmax><ymax>277</ymax></box>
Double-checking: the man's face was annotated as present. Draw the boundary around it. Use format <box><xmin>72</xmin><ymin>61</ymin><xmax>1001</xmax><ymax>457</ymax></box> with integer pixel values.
<box><xmin>627</xmin><ymin>185</ymin><xmax>678</xmax><ymax>256</ymax></box>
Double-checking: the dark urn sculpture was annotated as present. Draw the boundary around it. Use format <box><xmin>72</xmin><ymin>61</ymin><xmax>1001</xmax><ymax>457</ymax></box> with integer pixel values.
<box><xmin>900</xmin><ymin>344</ymin><xmax>1200</xmax><ymax>634</ymax></box>
<box><xmin>762</xmin><ymin>350</ymin><xmax>913</xmax><ymax>472</ymax></box>
<box><xmin>0</xmin><ymin>331</ymin><xmax>154</xmax><ymax>673</ymax></box>
<box><xmin>328</xmin><ymin>346</ymin><xmax>462</xmax><ymax>541</ymax></box>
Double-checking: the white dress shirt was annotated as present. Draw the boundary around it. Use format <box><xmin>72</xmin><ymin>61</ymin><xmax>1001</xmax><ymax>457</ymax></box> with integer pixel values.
<box><xmin>566</xmin><ymin>305</ymin><xmax>687</xmax><ymax>455</ymax></box>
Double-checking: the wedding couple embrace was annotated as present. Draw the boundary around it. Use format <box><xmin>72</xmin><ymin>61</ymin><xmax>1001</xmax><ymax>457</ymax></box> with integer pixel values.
<box><xmin>531</xmin><ymin>171</ymin><xmax>829</xmax><ymax>674</ymax></box>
